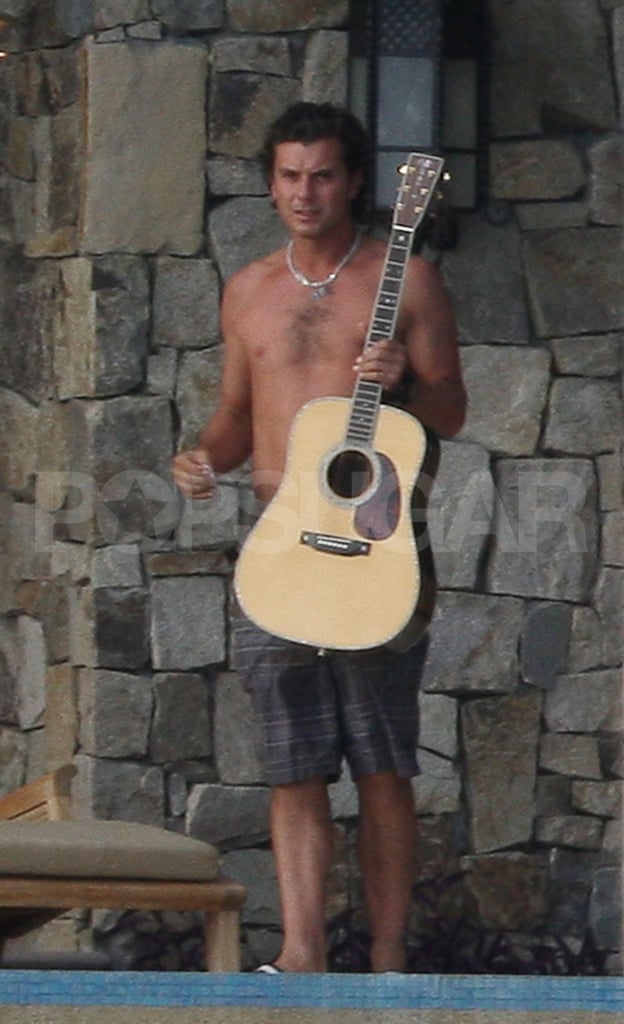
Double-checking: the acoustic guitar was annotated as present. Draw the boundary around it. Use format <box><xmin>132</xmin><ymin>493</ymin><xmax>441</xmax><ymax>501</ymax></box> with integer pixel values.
<box><xmin>234</xmin><ymin>153</ymin><xmax>444</xmax><ymax>651</ymax></box>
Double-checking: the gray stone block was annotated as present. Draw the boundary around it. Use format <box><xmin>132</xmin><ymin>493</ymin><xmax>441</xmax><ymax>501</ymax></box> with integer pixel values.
<box><xmin>7</xmin><ymin>502</ymin><xmax>51</xmax><ymax>583</ymax></box>
<box><xmin>544</xmin><ymin>669</ymin><xmax>622</xmax><ymax>732</ymax></box>
<box><xmin>153</xmin><ymin>258</ymin><xmax>221</xmax><ymax>351</ymax></box>
<box><xmin>0</xmin><ymin>388</ymin><xmax>39</xmax><ymax>496</ymax></box>
<box><xmin>428</xmin><ymin>440</ymin><xmax>493</xmax><ymax>589</ymax></box>
<box><xmin>489</xmin><ymin>0</ymin><xmax>617</xmax><ymax>136</ymax></box>
<box><xmin>539</xmin><ymin>733</ymin><xmax>602</xmax><ymax>779</ymax></box>
<box><xmin>486</xmin><ymin>458</ymin><xmax>598</xmax><ymax>602</ymax></box>
<box><xmin>227</xmin><ymin>0</ymin><xmax>348</xmax><ymax>32</ymax></box>
<box><xmin>186</xmin><ymin>782</ymin><xmax>270</xmax><ymax>847</ymax></box>
<box><xmin>209</xmin><ymin>71</ymin><xmax>299</xmax><ymax>160</ymax></box>
<box><xmin>46</xmin><ymin>662</ymin><xmax>78</xmax><ymax>769</ymax></box>
<box><xmin>26</xmin><ymin>105</ymin><xmax>84</xmax><ymax>255</ymax></box>
<box><xmin>462</xmin><ymin>690</ymin><xmax>541</xmax><ymax>852</ymax></box>
<box><xmin>150</xmin><ymin>0</ymin><xmax>224</xmax><ymax>31</ymax></box>
<box><xmin>590</xmin><ymin>866</ymin><xmax>622</xmax><ymax>948</ymax></box>
<box><xmin>67</xmin><ymin>395</ymin><xmax>175</xmax><ymax>545</ymax></box>
<box><xmin>206</xmin><ymin>157</ymin><xmax>266</xmax><ymax>197</ymax></box>
<box><xmin>0</xmin><ymin>726</ymin><xmax>27</xmax><ymax>797</ymax></box>
<box><xmin>535</xmin><ymin>775</ymin><xmax>571</xmax><ymax>816</ymax></box>
<box><xmin>79</xmin><ymin>668</ymin><xmax>153</xmax><ymax>758</ymax></box>
<box><xmin>150</xmin><ymin>576</ymin><xmax>226</xmax><ymax>670</ymax></box>
<box><xmin>174</xmin><ymin>486</ymin><xmax>239</xmax><ymax>551</ymax></box>
<box><xmin>150</xmin><ymin>673</ymin><xmax>212</xmax><ymax>764</ymax></box>
<box><xmin>589</xmin><ymin>136</ymin><xmax>624</xmax><ymax>225</ymax></box>
<box><xmin>214</xmin><ymin>671</ymin><xmax>265</xmax><ymax>784</ymax></box>
<box><xmin>211</xmin><ymin>35</ymin><xmax>291</xmax><ymax>75</ymax></box>
<box><xmin>94</xmin><ymin>2</ymin><xmax>151</xmax><ymax>29</ymax></box>
<box><xmin>92</xmin><ymin>545</ymin><xmax>142</xmax><ymax>589</ymax></box>
<box><xmin>523</xmin><ymin>228</ymin><xmax>624</xmax><ymax>337</ymax></box>
<box><xmin>175</xmin><ymin>348</ymin><xmax>225</xmax><ymax>450</ymax></box>
<box><xmin>126</xmin><ymin>21</ymin><xmax>161</xmax><ymax>40</ymax></box>
<box><xmin>423</xmin><ymin>591</ymin><xmax>525</xmax><ymax>695</ymax></box>
<box><xmin>544</xmin><ymin>378</ymin><xmax>622</xmax><ymax>455</ymax></box>
<box><xmin>441</xmin><ymin>216</ymin><xmax>529</xmax><ymax>344</ymax></box>
<box><xmin>0</xmin><ymin>615</ymin><xmax>47</xmax><ymax>731</ymax></box>
<box><xmin>73</xmin><ymin>754</ymin><xmax>165</xmax><ymax>826</ymax></box>
<box><xmin>15</xmin><ymin>614</ymin><xmax>47</xmax><ymax>730</ymax></box>
<box><xmin>81</xmin><ymin>39</ymin><xmax>207</xmax><ymax>254</ymax></box>
<box><xmin>458</xmin><ymin>345</ymin><xmax>550</xmax><ymax>455</ymax></box>
<box><xmin>0</xmin><ymin>251</ymin><xmax>54</xmax><ymax>401</ymax></box>
<box><xmin>303</xmin><ymin>30</ymin><xmax>348</xmax><ymax>105</ymax></box>
<box><xmin>90</xmin><ymin>255</ymin><xmax>149</xmax><ymax>398</ymax></box>
<box><xmin>550</xmin><ymin>333</ymin><xmax>622</xmax><ymax>378</ymax></box>
<box><xmin>520</xmin><ymin>602</ymin><xmax>571</xmax><ymax>689</ymax></box>
<box><xmin>490</xmin><ymin>140</ymin><xmax>585</xmax><ymax>200</ymax></box>
<box><xmin>146</xmin><ymin>349</ymin><xmax>177</xmax><ymax>397</ymax></box>
<box><xmin>571</xmin><ymin>780</ymin><xmax>622</xmax><ymax>818</ymax></box>
<box><xmin>93</xmin><ymin>587</ymin><xmax>150</xmax><ymax>670</ymax></box>
<box><xmin>412</xmin><ymin>750</ymin><xmax>460</xmax><ymax>816</ymax></box>
<box><xmin>419</xmin><ymin>692</ymin><xmax>458</xmax><ymax>760</ymax></box>
<box><xmin>568</xmin><ymin>605</ymin><xmax>603</xmax><ymax>673</ymax></box>
<box><xmin>461</xmin><ymin>852</ymin><xmax>548</xmax><ymax>930</ymax></box>
<box><xmin>220</xmin><ymin>848</ymin><xmax>279</xmax><ymax>924</ymax></box>
<box><xmin>595</xmin><ymin>567</ymin><xmax>623</xmax><ymax>668</ymax></box>
<box><xmin>535</xmin><ymin>814</ymin><xmax>603</xmax><ymax>851</ymax></box>
<box><xmin>208</xmin><ymin>196</ymin><xmax>287</xmax><ymax>281</ymax></box>
<box><xmin>594</xmin><ymin>509</ymin><xmax>618</xmax><ymax>569</ymax></box>
<box><xmin>516</xmin><ymin>200</ymin><xmax>588</xmax><ymax>230</ymax></box>
<box><xmin>597</xmin><ymin>451</ymin><xmax>623</xmax><ymax>512</ymax></box>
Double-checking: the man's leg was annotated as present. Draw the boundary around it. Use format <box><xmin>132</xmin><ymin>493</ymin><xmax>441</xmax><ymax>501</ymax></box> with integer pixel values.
<box><xmin>356</xmin><ymin>771</ymin><xmax>417</xmax><ymax>972</ymax></box>
<box><xmin>270</xmin><ymin>777</ymin><xmax>334</xmax><ymax>972</ymax></box>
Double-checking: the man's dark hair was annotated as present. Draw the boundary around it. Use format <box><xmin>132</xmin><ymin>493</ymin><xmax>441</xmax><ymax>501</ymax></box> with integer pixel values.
<box><xmin>259</xmin><ymin>102</ymin><xmax>371</xmax><ymax>221</ymax></box>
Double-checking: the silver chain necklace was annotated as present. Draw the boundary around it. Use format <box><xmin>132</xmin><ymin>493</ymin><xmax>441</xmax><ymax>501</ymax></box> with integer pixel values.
<box><xmin>285</xmin><ymin>231</ymin><xmax>361</xmax><ymax>300</ymax></box>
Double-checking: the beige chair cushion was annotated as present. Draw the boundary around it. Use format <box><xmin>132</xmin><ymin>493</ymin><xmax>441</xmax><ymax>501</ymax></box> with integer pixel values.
<box><xmin>0</xmin><ymin>820</ymin><xmax>219</xmax><ymax>880</ymax></box>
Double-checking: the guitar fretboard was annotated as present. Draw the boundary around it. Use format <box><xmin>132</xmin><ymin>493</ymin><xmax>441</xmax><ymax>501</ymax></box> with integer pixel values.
<box><xmin>346</xmin><ymin>226</ymin><xmax>415</xmax><ymax>447</ymax></box>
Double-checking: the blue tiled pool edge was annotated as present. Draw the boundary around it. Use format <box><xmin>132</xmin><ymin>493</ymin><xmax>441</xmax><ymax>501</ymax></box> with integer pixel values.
<box><xmin>1</xmin><ymin>972</ymin><xmax>623</xmax><ymax>1012</ymax></box>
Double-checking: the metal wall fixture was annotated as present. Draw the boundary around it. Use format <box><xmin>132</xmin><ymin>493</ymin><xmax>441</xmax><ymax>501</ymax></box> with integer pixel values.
<box><xmin>350</xmin><ymin>0</ymin><xmax>487</xmax><ymax>212</ymax></box>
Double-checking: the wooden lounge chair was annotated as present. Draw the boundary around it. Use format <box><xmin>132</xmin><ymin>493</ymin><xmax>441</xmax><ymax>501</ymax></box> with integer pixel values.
<box><xmin>0</xmin><ymin>766</ymin><xmax>246</xmax><ymax>971</ymax></box>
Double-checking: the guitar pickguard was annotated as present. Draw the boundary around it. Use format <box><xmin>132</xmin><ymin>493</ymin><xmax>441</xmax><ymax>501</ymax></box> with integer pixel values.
<box><xmin>353</xmin><ymin>452</ymin><xmax>400</xmax><ymax>540</ymax></box>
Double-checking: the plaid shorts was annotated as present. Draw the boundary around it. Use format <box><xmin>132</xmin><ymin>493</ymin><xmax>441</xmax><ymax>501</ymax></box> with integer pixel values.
<box><xmin>232</xmin><ymin>611</ymin><xmax>428</xmax><ymax>786</ymax></box>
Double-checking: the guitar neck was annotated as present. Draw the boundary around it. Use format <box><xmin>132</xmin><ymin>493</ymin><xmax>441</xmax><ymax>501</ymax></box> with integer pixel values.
<box><xmin>346</xmin><ymin>225</ymin><xmax>415</xmax><ymax>447</ymax></box>
<box><xmin>345</xmin><ymin>152</ymin><xmax>444</xmax><ymax>449</ymax></box>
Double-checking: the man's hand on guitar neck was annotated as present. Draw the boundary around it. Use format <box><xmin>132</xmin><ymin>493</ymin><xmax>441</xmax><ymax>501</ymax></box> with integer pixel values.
<box><xmin>172</xmin><ymin>447</ymin><xmax>217</xmax><ymax>500</ymax></box>
<box><xmin>353</xmin><ymin>337</ymin><xmax>408</xmax><ymax>397</ymax></box>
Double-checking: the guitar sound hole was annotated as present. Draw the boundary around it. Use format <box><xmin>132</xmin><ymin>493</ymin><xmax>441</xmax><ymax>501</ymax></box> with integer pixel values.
<box><xmin>327</xmin><ymin>450</ymin><xmax>373</xmax><ymax>499</ymax></box>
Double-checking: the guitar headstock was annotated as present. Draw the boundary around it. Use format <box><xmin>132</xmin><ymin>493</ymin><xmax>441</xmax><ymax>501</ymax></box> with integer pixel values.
<box><xmin>392</xmin><ymin>153</ymin><xmax>445</xmax><ymax>232</ymax></box>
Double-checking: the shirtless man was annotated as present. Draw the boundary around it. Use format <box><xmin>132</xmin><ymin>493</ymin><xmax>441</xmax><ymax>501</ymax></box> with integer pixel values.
<box><xmin>173</xmin><ymin>102</ymin><xmax>466</xmax><ymax>974</ymax></box>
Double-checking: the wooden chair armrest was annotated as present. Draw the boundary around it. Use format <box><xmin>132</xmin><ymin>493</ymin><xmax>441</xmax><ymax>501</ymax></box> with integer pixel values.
<box><xmin>0</xmin><ymin>766</ymin><xmax>76</xmax><ymax>822</ymax></box>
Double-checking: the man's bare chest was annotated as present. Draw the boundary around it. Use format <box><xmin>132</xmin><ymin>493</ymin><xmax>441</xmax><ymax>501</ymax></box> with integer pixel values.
<box><xmin>242</xmin><ymin>294</ymin><xmax>369</xmax><ymax>373</ymax></box>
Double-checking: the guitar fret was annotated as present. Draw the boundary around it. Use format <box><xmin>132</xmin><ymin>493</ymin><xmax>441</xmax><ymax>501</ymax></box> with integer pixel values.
<box><xmin>381</xmin><ymin>279</ymin><xmax>402</xmax><ymax>293</ymax></box>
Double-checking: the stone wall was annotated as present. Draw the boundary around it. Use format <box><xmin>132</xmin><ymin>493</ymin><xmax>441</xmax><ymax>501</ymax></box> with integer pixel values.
<box><xmin>0</xmin><ymin>0</ymin><xmax>622</xmax><ymax>972</ymax></box>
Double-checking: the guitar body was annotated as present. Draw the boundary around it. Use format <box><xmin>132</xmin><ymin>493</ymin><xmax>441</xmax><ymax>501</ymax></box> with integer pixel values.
<box><xmin>234</xmin><ymin>396</ymin><xmax>438</xmax><ymax>651</ymax></box>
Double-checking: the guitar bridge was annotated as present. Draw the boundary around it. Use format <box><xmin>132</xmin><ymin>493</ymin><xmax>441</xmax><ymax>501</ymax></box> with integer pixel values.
<box><xmin>300</xmin><ymin>532</ymin><xmax>371</xmax><ymax>557</ymax></box>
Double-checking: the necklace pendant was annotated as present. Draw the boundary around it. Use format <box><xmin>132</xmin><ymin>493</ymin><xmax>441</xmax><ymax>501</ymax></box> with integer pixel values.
<box><xmin>312</xmin><ymin>283</ymin><xmax>332</xmax><ymax>300</ymax></box>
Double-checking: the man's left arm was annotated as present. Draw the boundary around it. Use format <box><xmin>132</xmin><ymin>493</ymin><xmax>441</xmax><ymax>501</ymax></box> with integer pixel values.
<box><xmin>355</xmin><ymin>257</ymin><xmax>466</xmax><ymax>438</ymax></box>
<box><xmin>401</xmin><ymin>257</ymin><xmax>466</xmax><ymax>438</ymax></box>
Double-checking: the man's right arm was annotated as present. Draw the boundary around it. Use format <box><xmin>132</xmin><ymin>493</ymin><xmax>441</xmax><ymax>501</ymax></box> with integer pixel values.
<box><xmin>172</xmin><ymin>275</ymin><xmax>253</xmax><ymax>499</ymax></box>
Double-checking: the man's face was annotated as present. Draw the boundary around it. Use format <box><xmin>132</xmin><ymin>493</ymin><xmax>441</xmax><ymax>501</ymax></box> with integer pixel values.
<box><xmin>269</xmin><ymin>136</ymin><xmax>362</xmax><ymax>239</ymax></box>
